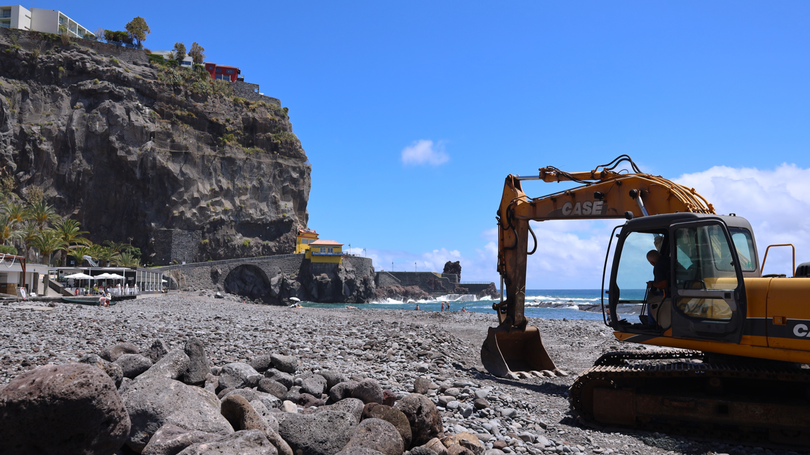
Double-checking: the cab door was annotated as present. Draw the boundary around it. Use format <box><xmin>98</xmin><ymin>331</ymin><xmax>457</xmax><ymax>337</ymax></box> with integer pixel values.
<box><xmin>668</xmin><ymin>220</ymin><xmax>747</xmax><ymax>343</ymax></box>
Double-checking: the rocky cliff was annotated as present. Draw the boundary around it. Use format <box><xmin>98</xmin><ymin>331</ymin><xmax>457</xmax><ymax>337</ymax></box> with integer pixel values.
<box><xmin>0</xmin><ymin>29</ymin><xmax>310</xmax><ymax>264</ymax></box>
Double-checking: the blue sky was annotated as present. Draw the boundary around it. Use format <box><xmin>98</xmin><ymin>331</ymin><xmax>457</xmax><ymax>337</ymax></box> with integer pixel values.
<box><xmin>64</xmin><ymin>1</ymin><xmax>809</xmax><ymax>287</ymax></box>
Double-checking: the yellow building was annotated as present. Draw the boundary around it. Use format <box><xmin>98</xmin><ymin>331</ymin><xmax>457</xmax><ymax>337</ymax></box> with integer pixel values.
<box><xmin>305</xmin><ymin>240</ymin><xmax>344</xmax><ymax>264</ymax></box>
<box><xmin>295</xmin><ymin>229</ymin><xmax>319</xmax><ymax>254</ymax></box>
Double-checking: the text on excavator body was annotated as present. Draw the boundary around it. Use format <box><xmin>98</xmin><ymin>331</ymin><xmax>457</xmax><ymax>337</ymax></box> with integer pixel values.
<box><xmin>561</xmin><ymin>201</ymin><xmax>606</xmax><ymax>216</ymax></box>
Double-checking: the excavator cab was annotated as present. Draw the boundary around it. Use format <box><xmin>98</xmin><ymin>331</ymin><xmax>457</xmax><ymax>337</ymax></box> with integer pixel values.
<box><xmin>606</xmin><ymin>213</ymin><xmax>750</xmax><ymax>344</ymax></box>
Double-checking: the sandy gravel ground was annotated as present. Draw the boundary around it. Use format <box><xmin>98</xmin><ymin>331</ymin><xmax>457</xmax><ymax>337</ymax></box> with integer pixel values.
<box><xmin>0</xmin><ymin>293</ymin><xmax>804</xmax><ymax>455</ymax></box>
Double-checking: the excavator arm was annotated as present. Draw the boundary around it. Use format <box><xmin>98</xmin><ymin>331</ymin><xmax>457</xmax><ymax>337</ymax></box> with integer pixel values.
<box><xmin>482</xmin><ymin>155</ymin><xmax>714</xmax><ymax>377</ymax></box>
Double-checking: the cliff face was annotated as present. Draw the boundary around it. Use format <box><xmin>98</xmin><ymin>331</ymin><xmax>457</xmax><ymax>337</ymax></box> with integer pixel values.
<box><xmin>0</xmin><ymin>29</ymin><xmax>310</xmax><ymax>264</ymax></box>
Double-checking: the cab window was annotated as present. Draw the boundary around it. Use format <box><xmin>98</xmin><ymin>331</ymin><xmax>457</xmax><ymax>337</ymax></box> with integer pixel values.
<box><xmin>615</xmin><ymin>232</ymin><xmax>664</xmax><ymax>302</ymax></box>
<box><xmin>729</xmin><ymin>228</ymin><xmax>756</xmax><ymax>272</ymax></box>
<box><xmin>674</xmin><ymin>224</ymin><xmax>737</xmax><ymax>320</ymax></box>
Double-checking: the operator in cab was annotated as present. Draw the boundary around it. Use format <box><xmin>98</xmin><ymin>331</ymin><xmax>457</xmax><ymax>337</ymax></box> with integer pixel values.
<box><xmin>646</xmin><ymin>249</ymin><xmax>670</xmax><ymax>326</ymax></box>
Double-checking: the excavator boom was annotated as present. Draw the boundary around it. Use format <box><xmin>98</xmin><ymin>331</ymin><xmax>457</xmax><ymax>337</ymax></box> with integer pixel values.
<box><xmin>482</xmin><ymin>155</ymin><xmax>715</xmax><ymax>377</ymax></box>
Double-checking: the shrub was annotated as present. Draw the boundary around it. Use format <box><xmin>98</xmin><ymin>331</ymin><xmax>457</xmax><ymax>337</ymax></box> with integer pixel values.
<box><xmin>148</xmin><ymin>53</ymin><xmax>165</xmax><ymax>65</ymax></box>
<box><xmin>0</xmin><ymin>245</ymin><xmax>17</xmax><ymax>254</ymax></box>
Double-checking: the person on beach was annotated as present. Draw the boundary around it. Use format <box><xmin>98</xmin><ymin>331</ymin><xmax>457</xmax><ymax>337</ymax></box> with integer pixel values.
<box><xmin>414</xmin><ymin>303</ymin><xmax>420</xmax><ymax>310</ymax></box>
<box><xmin>646</xmin><ymin>249</ymin><xmax>669</xmax><ymax>325</ymax></box>
<box><xmin>441</xmin><ymin>301</ymin><xmax>445</xmax><ymax>312</ymax></box>
<box><xmin>446</xmin><ymin>301</ymin><xmax>451</xmax><ymax>311</ymax></box>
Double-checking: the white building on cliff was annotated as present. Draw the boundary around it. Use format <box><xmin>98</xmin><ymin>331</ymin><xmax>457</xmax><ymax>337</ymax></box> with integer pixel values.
<box><xmin>0</xmin><ymin>5</ymin><xmax>92</xmax><ymax>38</ymax></box>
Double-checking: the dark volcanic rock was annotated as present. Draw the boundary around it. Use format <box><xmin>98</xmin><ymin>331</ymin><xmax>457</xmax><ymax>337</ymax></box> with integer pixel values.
<box><xmin>0</xmin><ymin>363</ymin><xmax>130</xmax><ymax>455</ymax></box>
<box><xmin>142</xmin><ymin>424</ymin><xmax>220</xmax><ymax>455</ymax></box>
<box><xmin>121</xmin><ymin>376</ymin><xmax>233</xmax><ymax>452</ymax></box>
<box><xmin>101</xmin><ymin>342</ymin><xmax>140</xmax><ymax>362</ymax></box>
<box><xmin>183</xmin><ymin>337</ymin><xmax>210</xmax><ymax>384</ymax></box>
<box><xmin>317</xmin><ymin>397</ymin><xmax>365</xmax><ymax>423</ymax></box>
<box><xmin>258</xmin><ymin>378</ymin><xmax>288</xmax><ymax>398</ymax></box>
<box><xmin>221</xmin><ymin>394</ymin><xmax>269</xmax><ymax>432</ymax></box>
<box><xmin>115</xmin><ymin>353</ymin><xmax>154</xmax><ymax>379</ymax></box>
<box><xmin>277</xmin><ymin>410</ymin><xmax>357</xmax><ymax>455</ymax></box>
<box><xmin>146</xmin><ymin>339</ymin><xmax>170</xmax><ymax>363</ymax></box>
<box><xmin>141</xmin><ymin>348</ymin><xmax>191</xmax><ymax>380</ymax></box>
<box><xmin>80</xmin><ymin>353</ymin><xmax>124</xmax><ymax>386</ymax></box>
<box><xmin>176</xmin><ymin>429</ymin><xmax>277</xmax><ymax>455</ymax></box>
<box><xmin>362</xmin><ymin>402</ymin><xmax>413</xmax><ymax>448</ymax></box>
<box><xmin>394</xmin><ymin>393</ymin><xmax>443</xmax><ymax>447</ymax></box>
<box><xmin>219</xmin><ymin>362</ymin><xmax>262</xmax><ymax>390</ymax></box>
<box><xmin>300</xmin><ymin>373</ymin><xmax>327</xmax><ymax>396</ymax></box>
<box><xmin>270</xmin><ymin>354</ymin><xmax>298</xmax><ymax>374</ymax></box>
<box><xmin>329</xmin><ymin>380</ymin><xmax>358</xmax><ymax>402</ymax></box>
<box><xmin>344</xmin><ymin>418</ymin><xmax>404</xmax><ymax>455</ymax></box>
<box><xmin>352</xmin><ymin>378</ymin><xmax>383</xmax><ymax>404</ymax></box>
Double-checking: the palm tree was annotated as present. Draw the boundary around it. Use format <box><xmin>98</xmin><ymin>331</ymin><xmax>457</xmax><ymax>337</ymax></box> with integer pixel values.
<box><xmin>17</xmin><ymin>222</ymin><xmax>39</xmax><ymax>261</ymax></box>
<box><xmin>112</xmin><ymin>251</ymin><xmax>140</xmax><ymax>267</ymax></box>
<box><xmin>30</xmin><ymin>229</ymin><xmax>67</xmax><ymax>266</ymax></box>
<box><xmin>53</xmin><ymin>218</ymin><xmax>90</xmax><ymax>266</ymax></box>
<box><xmin>27</xmin><ymin>200</ymin><xmax>58</xmax><ymax>230</ymax></box>
<box><xmin>0</xmin><ymin>215</ymin><xmax>17</xmax><ymax>246</ymax></box>
<box><xmin>2</xmin><ymin>201</ymin><xmax>26</xmax><ymax>227</ymax></box>
<box><xmin>68</xmin><ymin>245</ymin><xmax>94</xmax><ymax>266</ymax></box>
<box><xmin>90</xmin><ymin>244</ymin><xmax>115</xmax><ymax>267</ymax></box>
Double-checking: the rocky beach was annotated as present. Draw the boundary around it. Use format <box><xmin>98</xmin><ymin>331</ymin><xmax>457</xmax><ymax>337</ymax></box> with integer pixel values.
<box><xmin>0</xmin><ymin>293</ymin><xmax>803</xmax><ymax>455</ymax></box>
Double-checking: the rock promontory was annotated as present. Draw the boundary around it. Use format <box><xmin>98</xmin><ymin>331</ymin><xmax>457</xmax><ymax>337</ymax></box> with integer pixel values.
<box><xmin>0</xmin><ymin>28</ymin><xmax>310</xmax><ymax>264</ymax></box>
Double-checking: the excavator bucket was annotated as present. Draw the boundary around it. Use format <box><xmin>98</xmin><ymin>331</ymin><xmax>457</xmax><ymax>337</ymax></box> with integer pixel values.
<box><xmin>481</xmin><ymin>325</ymin><xmax>556</xmax><ymax>377</ymax></box>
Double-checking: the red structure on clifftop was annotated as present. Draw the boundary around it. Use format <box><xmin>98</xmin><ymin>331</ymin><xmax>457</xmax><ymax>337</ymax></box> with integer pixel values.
<box><xmin>204</xmin><ymin>63</ymin><xmax>240</xmax><ymax>82</ymax></box>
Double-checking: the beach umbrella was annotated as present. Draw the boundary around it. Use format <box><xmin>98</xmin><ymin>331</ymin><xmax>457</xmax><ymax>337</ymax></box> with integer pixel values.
<box><xmin>64</xmin><ymin>273</ymin><xmax>94</xmax><ymax>280</ymax></box>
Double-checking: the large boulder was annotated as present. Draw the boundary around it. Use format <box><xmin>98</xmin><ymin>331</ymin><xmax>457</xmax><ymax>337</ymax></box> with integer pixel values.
<box><xmin>250</xmin><ymin>355</ymin><xmax>274</xmax><ymax>373</ymax></box>
<box><xmin>343</xmin><ymin>418</ymin><xmax>404</xmax><ymax>455</ymax></box>
<box><xmin>177</xmin><ymin>429</ymin><xmax>278</xmax><ymax>455</ymax></box>
<box><xmin>221</xmin><ymin>395</ymin><xmax>294</xmax><ymax>455</ymax></box>
<box><xmin>258</xmin><ymin>378</ymin><xmax>288</xmax><ymax>398</ymax></box>
<box><xmin>140</xmin><ymin>349</ymin><xmax>191</xmax><ymax>380</ymax></box>
<box><xmin>115</xmin><ymin>353</ymin><xmax>154</xmax><ymax>379</ymax></box>
<box><xmin>393</xmin><ymin>394</ymin><xmax>443</xmax><ymax>447</ymax></box>
<box><xmin>0</xmin><ymin>363</ymin><xmax>130</xmax><ymax>455</ymax></box>
<box><xmin>219</xmin><ymin>362</ymin><xmax>262</xmax><ymax>390</ymax></box>
<box><xmin>183</xmin><ymin>337</ymin><xmax>210</xmax><ymax>384</ymax></box>
<box><xmin>351</xmin><ymin>378</ymin><xmax>383</xmax><ymax>404</ymax></box>
<box><xmin>317</xmin><ymin>397</ymin><xmax>365</xmax><ymax>423</ymax></box>
<box><xmin>101</xmin><ymin>342</ymin><xmax>140</xmax><ymax>362</ymax></box>
<box><xmin>249</xmin><ymin>399</ymin><xmax>280</xmax><ymax>432</ymax></box>
<box><xmin>329</xmin><ymin>380</ymin><xmax>358</xmax><ymax>402</ymax></box>
<box><xmin>145</xmin><ymin>339</ymin><xmax>170</xmax><ymax>363</ymax></box>
<box><xmin>121</xmin><ymin>376</ymin><xmax>233</xmax><ymax>452</ymax></box>
<box><xmin>221</xmin><ymin>394</ymin><xmax>270</xmax><ymax>432</ymax></box>
<box><xmin>362</xmin><ymin>403</ymin><xmax>412</xmax><ymax>448</ymax></box>
<box><xmin>277</xmin><ymin>410</ymin><xmax>356</xmax><ymax>455</ymax></box>
<box><xmin>80</xmin><ymin>353</ymin><xmax>124</xmax><ymax>386</ymax></box>
<box><xmin>318</xmin><ymin>369</ymin><xmax>348</xmax><ymax>391</ymax></box>
<box><xmin>336</xmin><ymin>449</ymin><xmax>384</xmax><ymax>455</ymax></box>
<box><xmin>300</xmin><ymin>373</ymin><xmax>327</xmax><ymax>396</ymax></box>
<box><xmin>142</xmin><ymin>424</ymin><xmax>220</xmax><ymax>455</ymax></box>
<box><xmin>265</xmin><ymin>370</ymin><xmax>294</xmax><ymax>389</ymax></box>
<box><xmin>270</xmin><ymin>354</ymin><xmax>298</xmax><ymax>374</ymax></box>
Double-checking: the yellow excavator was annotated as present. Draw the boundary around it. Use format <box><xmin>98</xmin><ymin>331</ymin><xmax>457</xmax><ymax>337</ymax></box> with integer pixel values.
<box><xmin>482</xmin><ymin>155</ymin><xmax>810</xmax><ymax>445</ymax></box>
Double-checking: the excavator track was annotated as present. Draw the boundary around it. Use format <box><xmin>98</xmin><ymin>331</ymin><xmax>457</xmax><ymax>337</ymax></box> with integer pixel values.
<box><xmin>570</xmin><ymin>351</ymin><xmax>810</xmax><ymax>447</ymax></box>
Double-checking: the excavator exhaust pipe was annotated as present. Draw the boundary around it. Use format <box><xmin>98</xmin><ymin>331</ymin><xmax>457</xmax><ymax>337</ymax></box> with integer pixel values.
<box><xmin>481</xmin><ymin>326</ymin><xmax>557</xmax><ymax>377</ymax></box>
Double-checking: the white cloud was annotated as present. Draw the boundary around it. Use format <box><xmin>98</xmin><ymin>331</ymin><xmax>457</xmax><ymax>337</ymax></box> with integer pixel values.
<box><xmin>676</xmin><ymin>163</ymin><xmax>810</xmax><ymax>275</ymax></box>
<box><xmin>401</xmin><ymin>140</ymin><xmax>449</xmax><ymax>166</ymax></box>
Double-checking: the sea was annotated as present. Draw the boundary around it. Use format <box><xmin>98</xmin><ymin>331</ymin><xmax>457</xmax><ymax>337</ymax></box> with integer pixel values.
<box><xmin>300</xmin><ymin>289</ymin><xmax>646</xmax><ymax>321</ymax></box>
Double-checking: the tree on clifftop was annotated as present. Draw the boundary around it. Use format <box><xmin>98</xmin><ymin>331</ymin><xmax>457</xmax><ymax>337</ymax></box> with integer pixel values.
<box><xmin>189</xmin><ymin>42</ymin><xmax>205</xmax><ymax>64</ymax></box>
<box><xmin>125</xmin><ymin>16</ymin><xmax>150</xmax><ymax>47</ymax></box>
<box><xmin>173</xmin><ymin>42</ymin><xmax>187</xmax><ymax>62</ymax></box>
